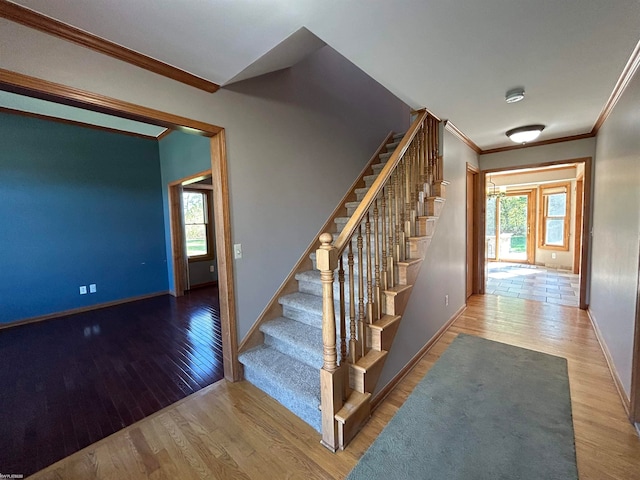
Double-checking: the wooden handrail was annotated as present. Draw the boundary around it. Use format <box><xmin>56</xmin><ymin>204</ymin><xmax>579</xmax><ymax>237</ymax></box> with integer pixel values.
<box><xmin>334</xmin><ymin>110</ymin><xmax>428</xmax><ymax>255</ymax></box>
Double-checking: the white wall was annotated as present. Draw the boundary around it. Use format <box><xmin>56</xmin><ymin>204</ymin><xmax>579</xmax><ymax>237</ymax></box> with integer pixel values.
<box><xmin>0</xmin><ymin>21</ymin><xmax>410</xmax><ymax>340</ymax></box>
<box><xmin>590</xmin><ymin>68</ymin><xmax>640</xmax><ymax>398</ymax></box>
<box><xmin>375</xmin><ymin>129</ymin><xmax>479</xmax><ymax>393</ymax></box>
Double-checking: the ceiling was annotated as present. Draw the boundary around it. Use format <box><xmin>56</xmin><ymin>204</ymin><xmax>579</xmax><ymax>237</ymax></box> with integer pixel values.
<box><xmin>6</xmin><ymin>0</ymin><xmax>640</xmax><ymax>150</ymax></box>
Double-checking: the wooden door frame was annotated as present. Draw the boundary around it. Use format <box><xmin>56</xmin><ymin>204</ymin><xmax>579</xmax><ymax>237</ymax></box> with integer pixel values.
<box><xmin>0</xmin><ymin>68</ymin><xmax>241</xmax><ymax>381</ymax></box>
<box><xmin>168</xmin><ymin>170</ymin><xmax>213</xmax><ymax>297</ymax></box>
<box><xmin>631</xmin><ymin>244</ymin><xmax>640</xmax><ymax>426</ymax></box>
<box><xmin>478</xmin><ymin>157</ymin><xmax>592</xmax><ymax>310</ymax></box>
<box><xmin>492</xmin><ymin>189</ymin><xmax>536</xmax><ymax>265</ymax></box>
<box><xmin>573</xmin><ymin>177</ymin><xmax>584</xmax><ymax>274</ymax></box>
<box><xmin>466</xmin><ymin>163</ymin><xmax>481</xmax><ymax>297</ymax></box>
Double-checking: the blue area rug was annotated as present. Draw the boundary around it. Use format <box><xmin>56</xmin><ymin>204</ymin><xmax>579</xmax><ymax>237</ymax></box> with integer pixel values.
<box><xmin>347</xmin><ymin>334</ymin><xmax>578</xmax><ymax>480</ymax></box>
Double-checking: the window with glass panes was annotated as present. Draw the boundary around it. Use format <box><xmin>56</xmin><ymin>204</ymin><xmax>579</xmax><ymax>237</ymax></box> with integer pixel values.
<box><xmin>539</xmin><ymin>184</ymin><xmax>570</xmax><ymax>250</ymax></box>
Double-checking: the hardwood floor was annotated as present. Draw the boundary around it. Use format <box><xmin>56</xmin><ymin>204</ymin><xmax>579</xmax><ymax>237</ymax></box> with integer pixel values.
<box><xmin>0</xmin><ymin>286</ymin><xmax>222</xmax><ymax>477</ymax></box>
<box><xmin>26</xmin><ymin>295</ymin><xmax>640</xmax><ymax>479</ymax></box>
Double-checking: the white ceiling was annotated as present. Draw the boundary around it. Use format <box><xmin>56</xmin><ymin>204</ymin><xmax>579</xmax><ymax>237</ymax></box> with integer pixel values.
<box><xmin>8</xmin><ymin>0</ymin><xmax>640</xmax><ymax>150</ymax></box>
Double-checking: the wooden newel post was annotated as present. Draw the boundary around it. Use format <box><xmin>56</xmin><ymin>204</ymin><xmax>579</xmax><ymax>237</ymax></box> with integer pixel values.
<box><xmin>316</xmin><ymin>232</ymin><xmax>343</xmax><ymax>451</ymax></box>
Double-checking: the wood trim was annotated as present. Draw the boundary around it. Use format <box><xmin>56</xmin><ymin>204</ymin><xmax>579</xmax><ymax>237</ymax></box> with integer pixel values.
<box><xmin>591</xmin><ymin>38</ymin><xmax>640</xmax><ymax>134</ymax></box>
<box><xmin>183</xmin><ymin>187</ymin><xmax>216</xmax><ymax>264</ymax></box>
<box><xmin>0</xmin><ymin>291</ymin><xmax>168</xmax><ymax>331</ymax></box>
<box><xmin>0</xmin><ymin>68</ymin><xmax>222</xmax><ymax>135</ymax></box>
<box><xmin>587</xmin><ymin>309</ymin><xmax>632</xmax><ymax>417</ymax></box>
<box><xmin>238</xmin><ymin>131</ymin><xmax>396</xmax><ymax>353</ymax></box>
<box><xmin>169</xmin><ymin>169</ymin><xmax>212</xmax><ymax>187</ymax></box>
<box><xmin>0</xmin><ymin>105</ymin><xmax>157</xmax><ymax>139</ymax></box>
<box><xmin>466</xmin><ymin>164</ymin><xmax>481</xmax><ymax>296</ymax></box>
<box><xmin>156</xmin><ymin>128</ymin><xmax>172</xmax><ymax>141</ymax></box>
<box><xmin>481</xmin><ymin>133</ymin><xmax>595</xmax><ymax>156</ymax></box>
<box><xmin>538</xmin><ymin>182</ymin><xmax>571</xmax><ymax>252</ymax></box>
<box><xmin>444</xmin><ymin>120</ymin><xmax>481</xmax><ymax>154</ymax></box>
<box><xmin>631</xmin><ymin>241</ymin><xmax>640</xmax><ymax>424</ymax></box>
<box><xmin>573</xmin><ymin>179</ymin><xmax>584</xmax><ymax>274</ymax></box>
<box><xmin>210</xmin><ymin>131</ymin><xmax>240</xmax><ymax>381</ymax></box>
<box><xmin>169</xmin><ymin>184</ymin><xmax>188</xmax><ymax>296</ymax></box>
<box><xmin>0</xmin><ymin>1</ymin><xmax>219</xmax><ymax>93</ymax></box>
<box><xmin>478</xmin><ymin>173</ymin><xmax>486</xmax><ymax>293</ymax></box>
<box><xmin>579</xmin><ymin>157</ymin><xmax>592</xmax><ymax>309</ymax></box>
<box><xmin>371</xmin><ymin>304</ymin><xmax>466</xmax><ymax>410</ymax></box>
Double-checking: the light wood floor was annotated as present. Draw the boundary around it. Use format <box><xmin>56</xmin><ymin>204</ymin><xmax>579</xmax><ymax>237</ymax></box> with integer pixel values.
<box><xmin>29</xmin><ymin>295</ymin><xmax>640</xmax><ymax>479</ymax></box>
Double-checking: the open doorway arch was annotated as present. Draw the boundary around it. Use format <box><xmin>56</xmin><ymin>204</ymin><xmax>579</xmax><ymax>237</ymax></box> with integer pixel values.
<box><xmin>0</xmin><ymin>68</ymin><xmax>240</xmax><ymax>381</ymax></box>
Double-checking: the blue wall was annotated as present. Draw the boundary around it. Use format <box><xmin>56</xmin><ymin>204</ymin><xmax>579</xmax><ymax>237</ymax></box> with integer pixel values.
<box><xmin>158</xmin><ymin>130</ymin><xmax>213</xmax><ymax>293</ymax></box>
<box><xmin>0</xmin><ymin>112</ymin><xmax>168</xmax><ymax>323</ymax></box>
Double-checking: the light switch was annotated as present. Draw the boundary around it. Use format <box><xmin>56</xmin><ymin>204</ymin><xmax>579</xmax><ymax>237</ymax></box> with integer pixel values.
<box><xmin>234</xmin><ymin>243</ymin><xmax>242</xmax><ymax>259</ymax></box>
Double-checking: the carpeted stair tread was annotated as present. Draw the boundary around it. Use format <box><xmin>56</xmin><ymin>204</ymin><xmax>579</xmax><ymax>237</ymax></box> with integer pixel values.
<box><xmin>238</xmin><ymin>345</ymin><xmax>321</xmax><ymax>431</ymax></box>
<box><xmin>279</xmin><ymin>291</ymin><xmax>350</xmax><ymax>327</ymax></box>
<box><xmin>260</xmin><ymin>316</ymin><xmax>323</xmax><ymax>369</ymax></box>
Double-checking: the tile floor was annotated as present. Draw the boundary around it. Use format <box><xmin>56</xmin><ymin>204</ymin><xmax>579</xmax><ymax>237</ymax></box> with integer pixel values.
<box><xmin>486</xmin><ymin>262</ymin><xmax>580</xmax><ymax>307</ymax></box>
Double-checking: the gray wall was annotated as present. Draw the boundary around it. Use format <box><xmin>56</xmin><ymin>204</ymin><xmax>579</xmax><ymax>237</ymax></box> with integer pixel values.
<box><xmin>217</xmin><ymin>46</ymin><xmax>410</xmax><ymax>339</ymax></box>
<box><xmin>589</xmin><ymin>69</ymin><xmax>640</xmax><ymax>398</ymax></box>
<box><xmin>375</xmin><ymin>129</ymin><xmax>479</xmax><ymax>393</ymax></box>
<box><xmin>480</xmin><ymin>137</ymin><xmax>596</xmax><ymax>171</ymax></box>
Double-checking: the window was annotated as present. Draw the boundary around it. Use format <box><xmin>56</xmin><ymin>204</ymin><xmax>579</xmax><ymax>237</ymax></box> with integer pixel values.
<box><xmin>539</xmin><ymin>184</ymin><xmax>570</xmax><ymax>250</ymax></box>
<box><xmin>182</xmin><ymin>189</ymin><xmax>213</xmax><ymax>259</ymax></box>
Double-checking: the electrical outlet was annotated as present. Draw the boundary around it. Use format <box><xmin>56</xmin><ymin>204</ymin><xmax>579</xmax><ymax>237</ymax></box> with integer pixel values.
<box><xmin>79</xmin><ymin>286</ymin><xmax>87</xmax><ymax>295</ymax></box>
<box><xmin>209</xmin><ymin>265</ymin><xmax>215</xmax><ymax>273</ymax></box>
<box><xmin>89</xmin><ymin>284</ymin><xmax>97</xmax><ymax>293</ymax></box>
<box><xmin>445</xmin><ymin>294</ymin><xmax>449</xmax><ymax>306</ymax></box>
<box><xmin>551</xmin><ymin>252</ymin><xmax>557</xmax><ymax>259</ymax></box>
<box><xmin>234</xmin><ymin>243</ymin><xmax>242</xmax><ymax>259</ymax></box>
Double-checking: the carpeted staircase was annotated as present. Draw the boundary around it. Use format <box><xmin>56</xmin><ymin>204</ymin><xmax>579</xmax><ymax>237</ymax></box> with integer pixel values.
<box><xmin>239</xmin><ymin>127</ymin><xmax>446</xmax><ymax>442</ymax></box>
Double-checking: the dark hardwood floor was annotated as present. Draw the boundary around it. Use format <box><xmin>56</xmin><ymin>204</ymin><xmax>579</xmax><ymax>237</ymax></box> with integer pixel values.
<box><xmin>0</xmin><ymin>286</ymin><xmax>222</xmax><ymax>476</ymax></box>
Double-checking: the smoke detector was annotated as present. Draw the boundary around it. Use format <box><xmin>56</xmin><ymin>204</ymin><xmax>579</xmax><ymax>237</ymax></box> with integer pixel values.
<box><xmin>505</xmin><ymin>88</ymin><xmax>525</xmax><ymax>104</ymax></box>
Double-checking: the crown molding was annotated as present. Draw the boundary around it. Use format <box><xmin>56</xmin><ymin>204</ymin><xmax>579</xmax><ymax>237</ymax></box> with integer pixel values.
<box><xmin>444</xmin><ymin>120</ymin><xmax>481</xmax><ymax>154</ymax></box>
<box><xmin>0</xmin><ymin>0</ymin><xmax>219</xmax><ymax>93</ymax></box>
<box><xmin>0</xmin><ymin>68</ymin><xmax>222</xmax><ymax>135</ymax></box>
<box><xmin>591</xmin><ymin>37</ymin><xmax>640</xmax><ymax>135</ymax></box>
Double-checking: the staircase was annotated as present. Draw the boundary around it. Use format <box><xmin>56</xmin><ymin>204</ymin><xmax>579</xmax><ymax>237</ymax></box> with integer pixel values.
<box><xmin>238</xmin><ymin>110</ymin><xmax>447</xmax><ymax>450</ymax></box>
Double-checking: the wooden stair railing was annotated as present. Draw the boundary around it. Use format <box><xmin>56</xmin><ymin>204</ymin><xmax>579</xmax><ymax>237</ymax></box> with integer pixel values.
<box><xmin>317</xmin><ymin>110</ymin><xmax>444</xmax><ymax>451</ymax></box>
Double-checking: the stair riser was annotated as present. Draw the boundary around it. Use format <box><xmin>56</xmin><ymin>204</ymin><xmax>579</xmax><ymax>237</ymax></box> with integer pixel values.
<box><xmin>370</xmin><ymin>318</ymin><xmax>401</xmax><ymax>352</ymax></box>
<box><xmin>417</xmin><ymin>217</ymin><xmax>436</xmax><ymax>237</ymax></box>
<box><xmin>350</xmin><ymin>353</ymin><xmax>387</xmax><ymax>394</ymax></box>
<box><xmin>426</xmin><ymin>198</ymin><xmax>445</xmax><ymax>217</ymax></box>
<box><xmin>385</xmin><ymin>286</ymin><xmax>413</xmax><ymax>316</ymax></box>
<box><xmin>243</xmin><ymin>365</ymin><xmax>321</xmax><ymax>432</ymax></box>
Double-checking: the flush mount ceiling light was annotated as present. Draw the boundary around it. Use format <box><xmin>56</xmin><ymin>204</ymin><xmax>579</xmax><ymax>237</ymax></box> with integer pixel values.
<box><xmin>505</xmin><ymin>88</ymin><xmax>525</xmax><ymax>104</ymax></box>
<box><xmin>506</xmin><ymin>124</ymin><xmax>545</xmax><ymax>144</ymax></box>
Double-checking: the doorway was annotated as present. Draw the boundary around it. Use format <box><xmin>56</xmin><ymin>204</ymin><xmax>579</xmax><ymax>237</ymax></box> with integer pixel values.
<box><xmin>466</xmin><ymin>164</ymin><xmax>480</xmax><ymax>298</ymax></box>
<box><xmin>169</xmin><ymin>172</ymin><xmax>217</xmax><ymax>295</ymax></box>
<box><xmin>478</xmin><ymin>159</ymin><xmax>592</xmax><ymax>310</ymax></box>
<box><xmin>486</xmin><ymin>190</ymin><xmax>535</xmax><ymax>264</ymax></box>
<box><xmin>0</xmin><ymin>69</ymin><xmax>240</xmax><ymax>381</ymax></box>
